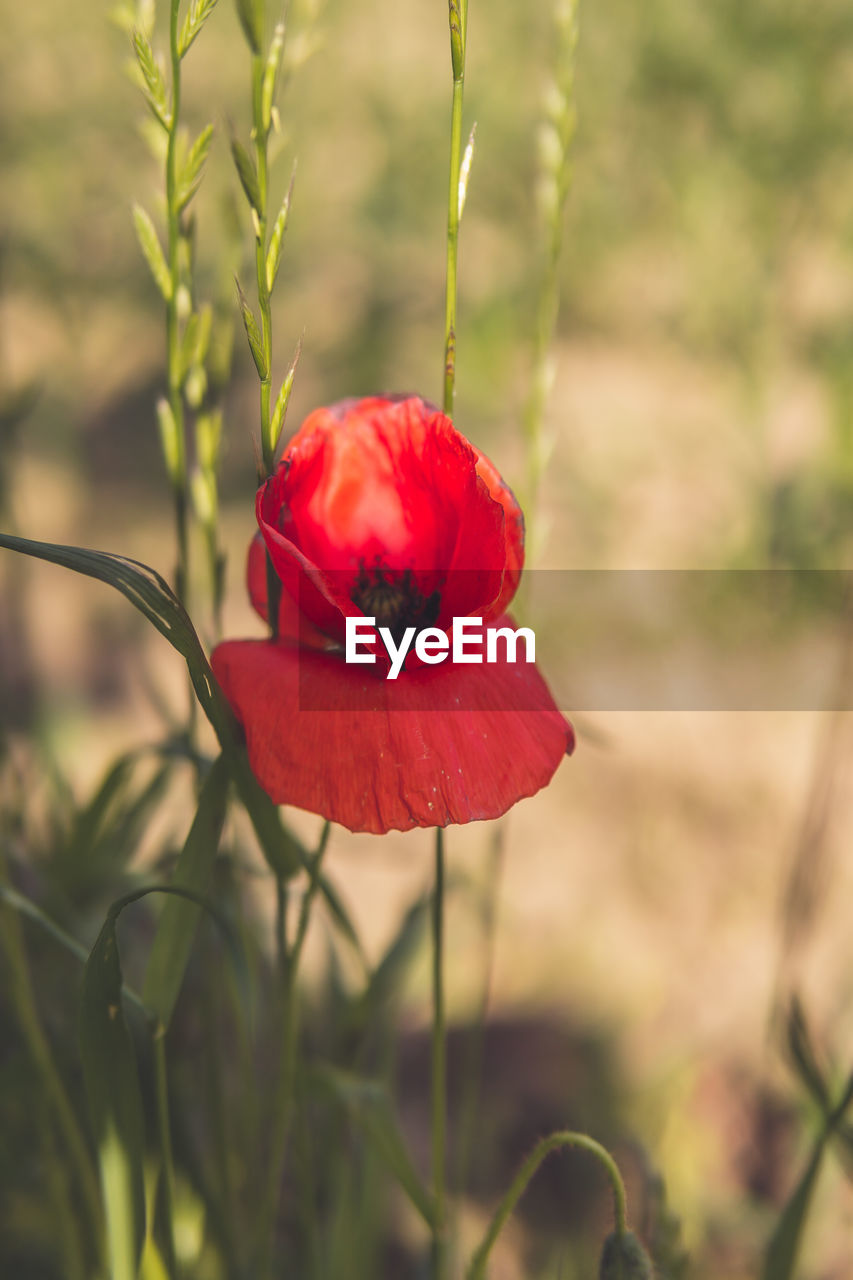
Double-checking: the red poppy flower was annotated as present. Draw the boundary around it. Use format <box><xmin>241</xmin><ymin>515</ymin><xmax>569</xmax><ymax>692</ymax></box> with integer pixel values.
<box><xmin>212</xmin><ymin>395</ymin><xmax>573</xmax><ymax>834</ymax></box>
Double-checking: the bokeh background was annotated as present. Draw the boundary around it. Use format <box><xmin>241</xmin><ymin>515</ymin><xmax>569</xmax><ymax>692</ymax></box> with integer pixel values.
<box><xmin>3</xmin><ymin>0</ymin><xmax>853</xmax><ymax>1275</ymax></box>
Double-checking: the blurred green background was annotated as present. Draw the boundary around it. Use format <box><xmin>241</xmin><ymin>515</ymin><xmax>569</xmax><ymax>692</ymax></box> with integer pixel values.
<box><xmin>3</xmin><ymin>0</ymin><xmax>853</xmax><ymax>1276</ymax></box>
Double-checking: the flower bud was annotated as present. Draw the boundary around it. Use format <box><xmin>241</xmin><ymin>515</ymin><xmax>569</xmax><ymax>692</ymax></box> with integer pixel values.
<box><xmin>598</xmin><ymin>1230</ymin><xmax>655</xmax><ymax>1280</ymax></box>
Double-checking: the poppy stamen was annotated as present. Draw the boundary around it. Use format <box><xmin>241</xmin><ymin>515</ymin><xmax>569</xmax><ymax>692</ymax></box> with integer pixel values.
<box><xmin>351</xmin><ymin>561</ymin><xmax>440</xmax><ymax>643</ymax></box>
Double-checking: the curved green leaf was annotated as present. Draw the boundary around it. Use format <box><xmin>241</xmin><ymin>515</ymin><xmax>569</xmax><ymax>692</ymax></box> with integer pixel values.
<box><xmin>0</xmin><ymin>532</ymin><xmax>300</xmax><ymax>879</ymax></box>
<box><xmin>0</xmin><ymin>533</ymin><xmax>235</xmax><ymax>742</ymax></box>
<box><xmin>0</xmin><ymin>880</ymin><xmax>153</xmax><ymax>1021</ymax></box>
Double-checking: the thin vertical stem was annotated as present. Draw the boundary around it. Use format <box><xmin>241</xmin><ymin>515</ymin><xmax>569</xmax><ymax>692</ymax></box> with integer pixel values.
<box><xmin>431</xmin><ymin>826</ymin><xmax>447</xmax><ymax>1279</ymax></box>
<box><xmin>0</xmin><ymin>858</ymin><xmax>103</xmax><ymax>1254</ymax></box>
<box><xmin>251</xmin><ymin>49</ymin><xmax>274</xmax><ymax>477</ymax></box>
<box><xmin>443</xmin><ymin>0</ymin><xmax>467</xmax><ymax>418</ymax></box>
<box><xmin>436</xmin><ymin>4</ymin><xmax>466</xmax><ymax>1269</ymax></box>
<box><xmin>166</xmin><ymin>0</ymin><xmax>189</xmax><ymax>606</ymax></box>
<box><xmin>246</xmin><ymin>29</ymin><xmax>284</xmax><ymax>634</ymax></box>
<box><xmin>39</xmin><ymin>1103</ymin><xmax>87</xmax><ymax>1280</ymax></box>
<box><xmin>154</xmin><ymin>1031</ymin><xmax>179</xmax><ymax>1279</ymax></box>
<box><xmin>522</xmin><ymin>0</ymin><xmax>579</xmax><ymax>532</ymax></box>
<box><xmin>201</xmin><ymin>972</ymin><xmax>239</xmax><ymax>1275</ymax></box>
<box><xmin>258</xmin><ymin>823</ymin><xmax>331</xmax><ymax>1279</ymax></box>
<box><xmin>453</xmin><ymin>824</ymin><xmax>505</xmax><ymax>1202</ymax></box>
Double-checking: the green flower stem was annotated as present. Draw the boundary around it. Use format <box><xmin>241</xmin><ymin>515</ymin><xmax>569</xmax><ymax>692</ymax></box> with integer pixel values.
<box><xmin>201</xmin><ymin>974</ymin><xmax>239</xmax><ymax>1275</ymax></box>
<box><xmin>0</xmin><ymin>856</ymin><xmax>103</xmax><ymax>1260</ymax></box>
<box><xmin>431</xmin><ymin>826</ymin><xmax>447</xmax><ymax>1279</ymax></box>
<box><xmin>452</xmin><ymin>826</ymin><xmax>505</xmax><ymax>1202</ymax></box>
<box><xmin>465</xmin><ymin>1131</ymin><xmax>628</xmax><ymax>1280</ymax></box>
<box><xmin>434</xmin><ymin>5</ymin><xmax>466</xmax><ymax>1269</ymax></box>
<box><xmin>443</xmin><ymin>0</ymin><xmax>468</xmax><ymax>418</ymax></box>
<box><xmin>154</xmin><ymin>1030</ymin><xmax>179</xmax><ymax>1278</ymax></box>
<box><xmin>166</xmin><ymin>0</ymin><xmax>189</xmax><ymax>606</ymax></box>
<box><xmin>258</xmin><ymin>821</ymin><xmax>331</xmax><ymax>1279</ymax></box>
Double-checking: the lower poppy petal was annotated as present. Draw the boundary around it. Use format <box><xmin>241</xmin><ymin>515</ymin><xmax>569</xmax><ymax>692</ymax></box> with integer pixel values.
<box><xmin>211</xmin><ymin>632</ymin><xmax>573</xmax><ymax>835</ymax></box>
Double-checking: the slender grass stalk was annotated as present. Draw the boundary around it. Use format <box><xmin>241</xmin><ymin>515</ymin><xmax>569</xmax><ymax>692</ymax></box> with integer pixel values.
<box><xmin>465</xmin><ymin>1131</ymin><xmax>628</xmax><ymax>1280</ymax></box>
<box><xmin>154</xmin><ymin>1030</ymin><xmax>179</xmax><ymax>1278</ymax></box>
<box><xmin>258</xmin><ymin>820</ymin><xmax>331</xmax><ymax>1278</ymax></box>
<box><xmin>129</xmin><ymin>0</ymin><xmax>223</xmax><ymax>637</ymax></box>
<box><xmin>234</xmin><ymin>11</ymin><xmax>297</xmax><ymax>633</ymax></box>
<box><xmin>39</xmin><ymin>1103</ymin><xmax>87</xmax><ymax>1280</ymax></box>
<box><xmin>192</xmin><ymin>402</ymin><xmax>228</xmax><ymax>642</ymax></box>
<box><xmin>431</xmin><ymin>826</ymin><xmax>448</xmax><ymax>1279</ymax></box>
<box><xmin>522</xmin><ymin>0</ymin><xmax>579</xmax><ymax>539</ymax></box>
<box><xmin>0</xmin><ymin>856</ymin><xmax>103</xmax><ymax>1258</ymax></box>
<box><xmin>165</xmin><ymin>0</ymin><xmax>190</xmax><ymax>606</ymax></box>
<box><xmin>275</xmin><ymin>873</ymin><xmax>288</xmax><ymax>972</ymax></box>
<box><xmin>250</xmin><ymin>42</ymin><xmax>274</xmax><ymax>475</ymax></box>
<box><xmin>433</xmin><ymin>4</ymin><xmax>469</xmax><ymax>1270</ymax></box>
<box><xmin>443</xmin><ymin>0</ymin><xmax>468</xmax><ymax>417</ymax></box>
<box><xmin>200</xmin><ymin>970</ymin><xmax>239</xmax><ymax>1274</ymax></box>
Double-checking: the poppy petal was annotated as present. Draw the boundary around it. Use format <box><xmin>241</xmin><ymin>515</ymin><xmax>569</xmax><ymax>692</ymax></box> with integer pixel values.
<box><xmin>247</xmin><ymin>531</ymin><xmax>332</xmax><ymax>648</ymax></box>
<box><xmin>211</xmin><ymin>627</ymin><xmax>573</xmax><ymax>835</ymax></box>
<box><xmin>256</xmin><ymin>397</ymin><xmax>514</xmax><ymax>639</ymax></box>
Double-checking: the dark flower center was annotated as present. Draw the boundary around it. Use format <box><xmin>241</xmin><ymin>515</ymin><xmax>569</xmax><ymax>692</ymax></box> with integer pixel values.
<box><xmin>351</xmin><ymin>560</ymin><xmax>440</xmax><ymax>644</ymax></box>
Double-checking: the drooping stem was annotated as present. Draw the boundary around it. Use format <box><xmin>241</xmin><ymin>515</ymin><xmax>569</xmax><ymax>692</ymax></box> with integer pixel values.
<box><xmin>154</xmin><ymin>1031</ymin><xmax>178</xmax><ymax>1278</ymax></box>
<box><xmin>431</xmin><ymin>826</ymin><xmax>447</xmax><ymax>1279</ymax></box>
<box><xmin>465</xmin><ymin>1130</ymin><xmax>628</xmax><ymax>1280</ymax></box>
<box><xmin>443</xmin><ymin>0</ymin><xmax>468</xmax><ymax>417</ymax></box>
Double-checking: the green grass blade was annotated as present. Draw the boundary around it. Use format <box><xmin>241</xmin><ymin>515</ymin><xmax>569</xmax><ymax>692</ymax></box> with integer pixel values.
<box><xmin>0</xmin><ymin>534</ymin><xmax>306</xmax><ymax>881</ymax></box>
<box><xmin>142</xmin><ymin>754</ymin><xmax>230</xmax><ymax>1029</ymax></box>
<box><xmin>59</xmin><ymin>754</ymin><xmax>173</xmax><ymax>898</ymax></box>
<box><xmin>0</xmin><ymin>532</ymin><xmax>237</xmax><ymax>743</ymax></box>
<box><xmin>310</xmin><ymin>1064</ymin><xmax>436</xmax><ymax>1228</ymax></box>
<box><xmin>761</xmin><ymin>1137</ymin><xmax>826</xmax><ymax>1280</ymax></box>
<box><xmin>0</xmin><ymin>881</ymin><xmax>148</xmax><ymax>1014</ymax></box>
<box><xmin>355</xmin><ymin>892</ymin><xmax>428</xmax><ymax>1023</ymax></box>
<box><xmin>79</xmin><ymin>910</ymin><xmax>148</xmax><ymax>1280</ymax></box>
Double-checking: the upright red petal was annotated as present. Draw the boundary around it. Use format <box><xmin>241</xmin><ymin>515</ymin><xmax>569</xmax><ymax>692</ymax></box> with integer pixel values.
<box><xmin>256</xmin><ymin>397</ymin><xmax>514</xmax><ymax>640</ymax></box>
<box><xmin>247</xmin><ymin>531</ymin><xmax>330</xmax><ymax>648</ymax></box>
